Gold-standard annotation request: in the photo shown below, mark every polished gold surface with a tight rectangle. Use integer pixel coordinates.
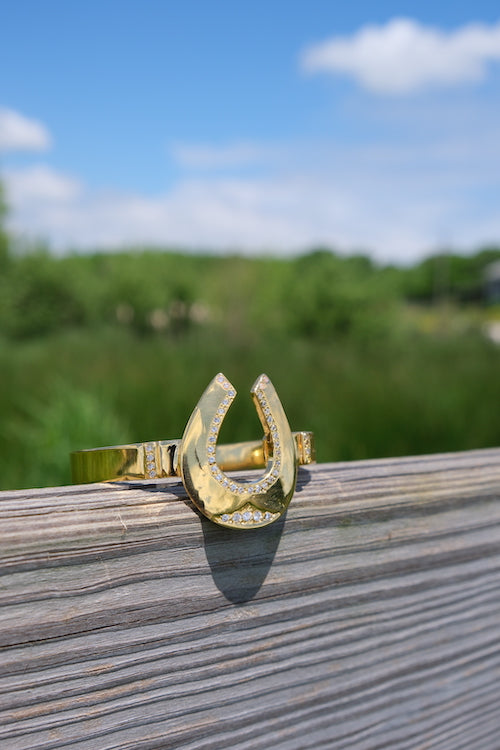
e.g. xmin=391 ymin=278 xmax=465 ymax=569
xmin=71 ymin=373 xmax=315 ymax=529
xmin=180 ymin=373 xmax=298 ymax=528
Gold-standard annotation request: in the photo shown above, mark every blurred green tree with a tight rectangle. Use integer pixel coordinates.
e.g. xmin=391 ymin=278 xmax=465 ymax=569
xmin=0 ymin=179 xmax=10 ymax=269
xmin=286 ymin=249 xmax=396 ymax=340
xmin=5 ymin=251 xmax=86 ymax=338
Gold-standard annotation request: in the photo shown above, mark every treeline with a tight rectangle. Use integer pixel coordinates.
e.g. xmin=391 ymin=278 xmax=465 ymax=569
xmin=0 ymin=243 xmax=499 ymax=342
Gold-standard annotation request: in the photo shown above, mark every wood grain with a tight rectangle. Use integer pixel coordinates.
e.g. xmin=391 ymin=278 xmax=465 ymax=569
xmin=1 ymin=448 xmax=500 ymax=749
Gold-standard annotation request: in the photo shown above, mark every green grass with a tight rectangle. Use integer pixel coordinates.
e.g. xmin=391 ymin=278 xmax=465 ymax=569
xmin=2 ymin=324 xmax=499 ymax=490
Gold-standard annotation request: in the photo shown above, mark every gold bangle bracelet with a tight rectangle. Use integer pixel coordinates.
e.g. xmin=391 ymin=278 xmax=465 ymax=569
xmin=71 ymin=373 xmax=315 ymax=530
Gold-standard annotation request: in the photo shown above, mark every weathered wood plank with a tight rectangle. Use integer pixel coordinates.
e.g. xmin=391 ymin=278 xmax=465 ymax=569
xmin=0 ymin=448 xmax=499 ymax=749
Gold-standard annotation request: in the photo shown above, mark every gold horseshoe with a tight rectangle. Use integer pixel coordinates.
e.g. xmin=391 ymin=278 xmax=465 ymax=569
xmin=179 ymin=373 xmax=298 ymax=529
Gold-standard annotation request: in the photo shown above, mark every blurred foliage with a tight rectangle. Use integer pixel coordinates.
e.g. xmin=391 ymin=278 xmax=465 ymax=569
xmin=4 ymin=379 xmax=131 ymax=488
xmin=0 ymin=212 xmax=500 ymax=489
xmin=0 ymin=182 xmax=9 ymax=272
xmin=287 ymin=250 xmax=397 ymax=339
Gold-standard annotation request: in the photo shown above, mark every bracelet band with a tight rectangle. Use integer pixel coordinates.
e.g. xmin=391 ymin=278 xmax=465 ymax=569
xmin=71 ymin=432 xmax=315 ymax=484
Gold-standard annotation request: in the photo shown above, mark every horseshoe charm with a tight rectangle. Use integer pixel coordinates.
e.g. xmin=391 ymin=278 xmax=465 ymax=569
xmin=179 ymin=373 xmax=301 ymax=529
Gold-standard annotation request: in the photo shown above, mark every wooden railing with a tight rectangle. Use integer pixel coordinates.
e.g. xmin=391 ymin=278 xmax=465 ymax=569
xmin=1 ymin=448 xmax=499 ymax=749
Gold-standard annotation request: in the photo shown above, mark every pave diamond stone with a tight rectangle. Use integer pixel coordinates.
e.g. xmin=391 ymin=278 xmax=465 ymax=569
xmin=216 ymin=503 xmax=278 ymax=527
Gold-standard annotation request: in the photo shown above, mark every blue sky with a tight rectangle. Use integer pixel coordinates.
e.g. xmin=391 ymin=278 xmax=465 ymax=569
xmin=1 ymin=0 xmax=500 ymax=261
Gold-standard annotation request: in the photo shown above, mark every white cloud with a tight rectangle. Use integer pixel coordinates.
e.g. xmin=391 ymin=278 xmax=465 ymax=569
xmin=5 ymin=131 xmax=500 ymax=263
xmin=6 ymin=165 xmax=81 ymax=202
xmin=172 ymin=141 xmax=267 ymax=169
xmin=301 ymin=18 xmax=500 ymax=94
xmin=0 ymin=108 xmax=51 ymax=152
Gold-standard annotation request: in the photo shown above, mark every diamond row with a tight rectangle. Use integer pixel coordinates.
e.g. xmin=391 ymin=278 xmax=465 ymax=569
xmin=144 ymin=442 xmax=157 ymax=478
xmin=209 ymin=374 xmax=281 ymax=494
xmin=219 ymin=506 xmax=278 ymax=526
xmin=302 ymin=433 xmax=312 ymax=463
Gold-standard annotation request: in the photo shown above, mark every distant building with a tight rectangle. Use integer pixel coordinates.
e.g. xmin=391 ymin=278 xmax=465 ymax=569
xmin=484 ymin=261 xmax=500 ymax=304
